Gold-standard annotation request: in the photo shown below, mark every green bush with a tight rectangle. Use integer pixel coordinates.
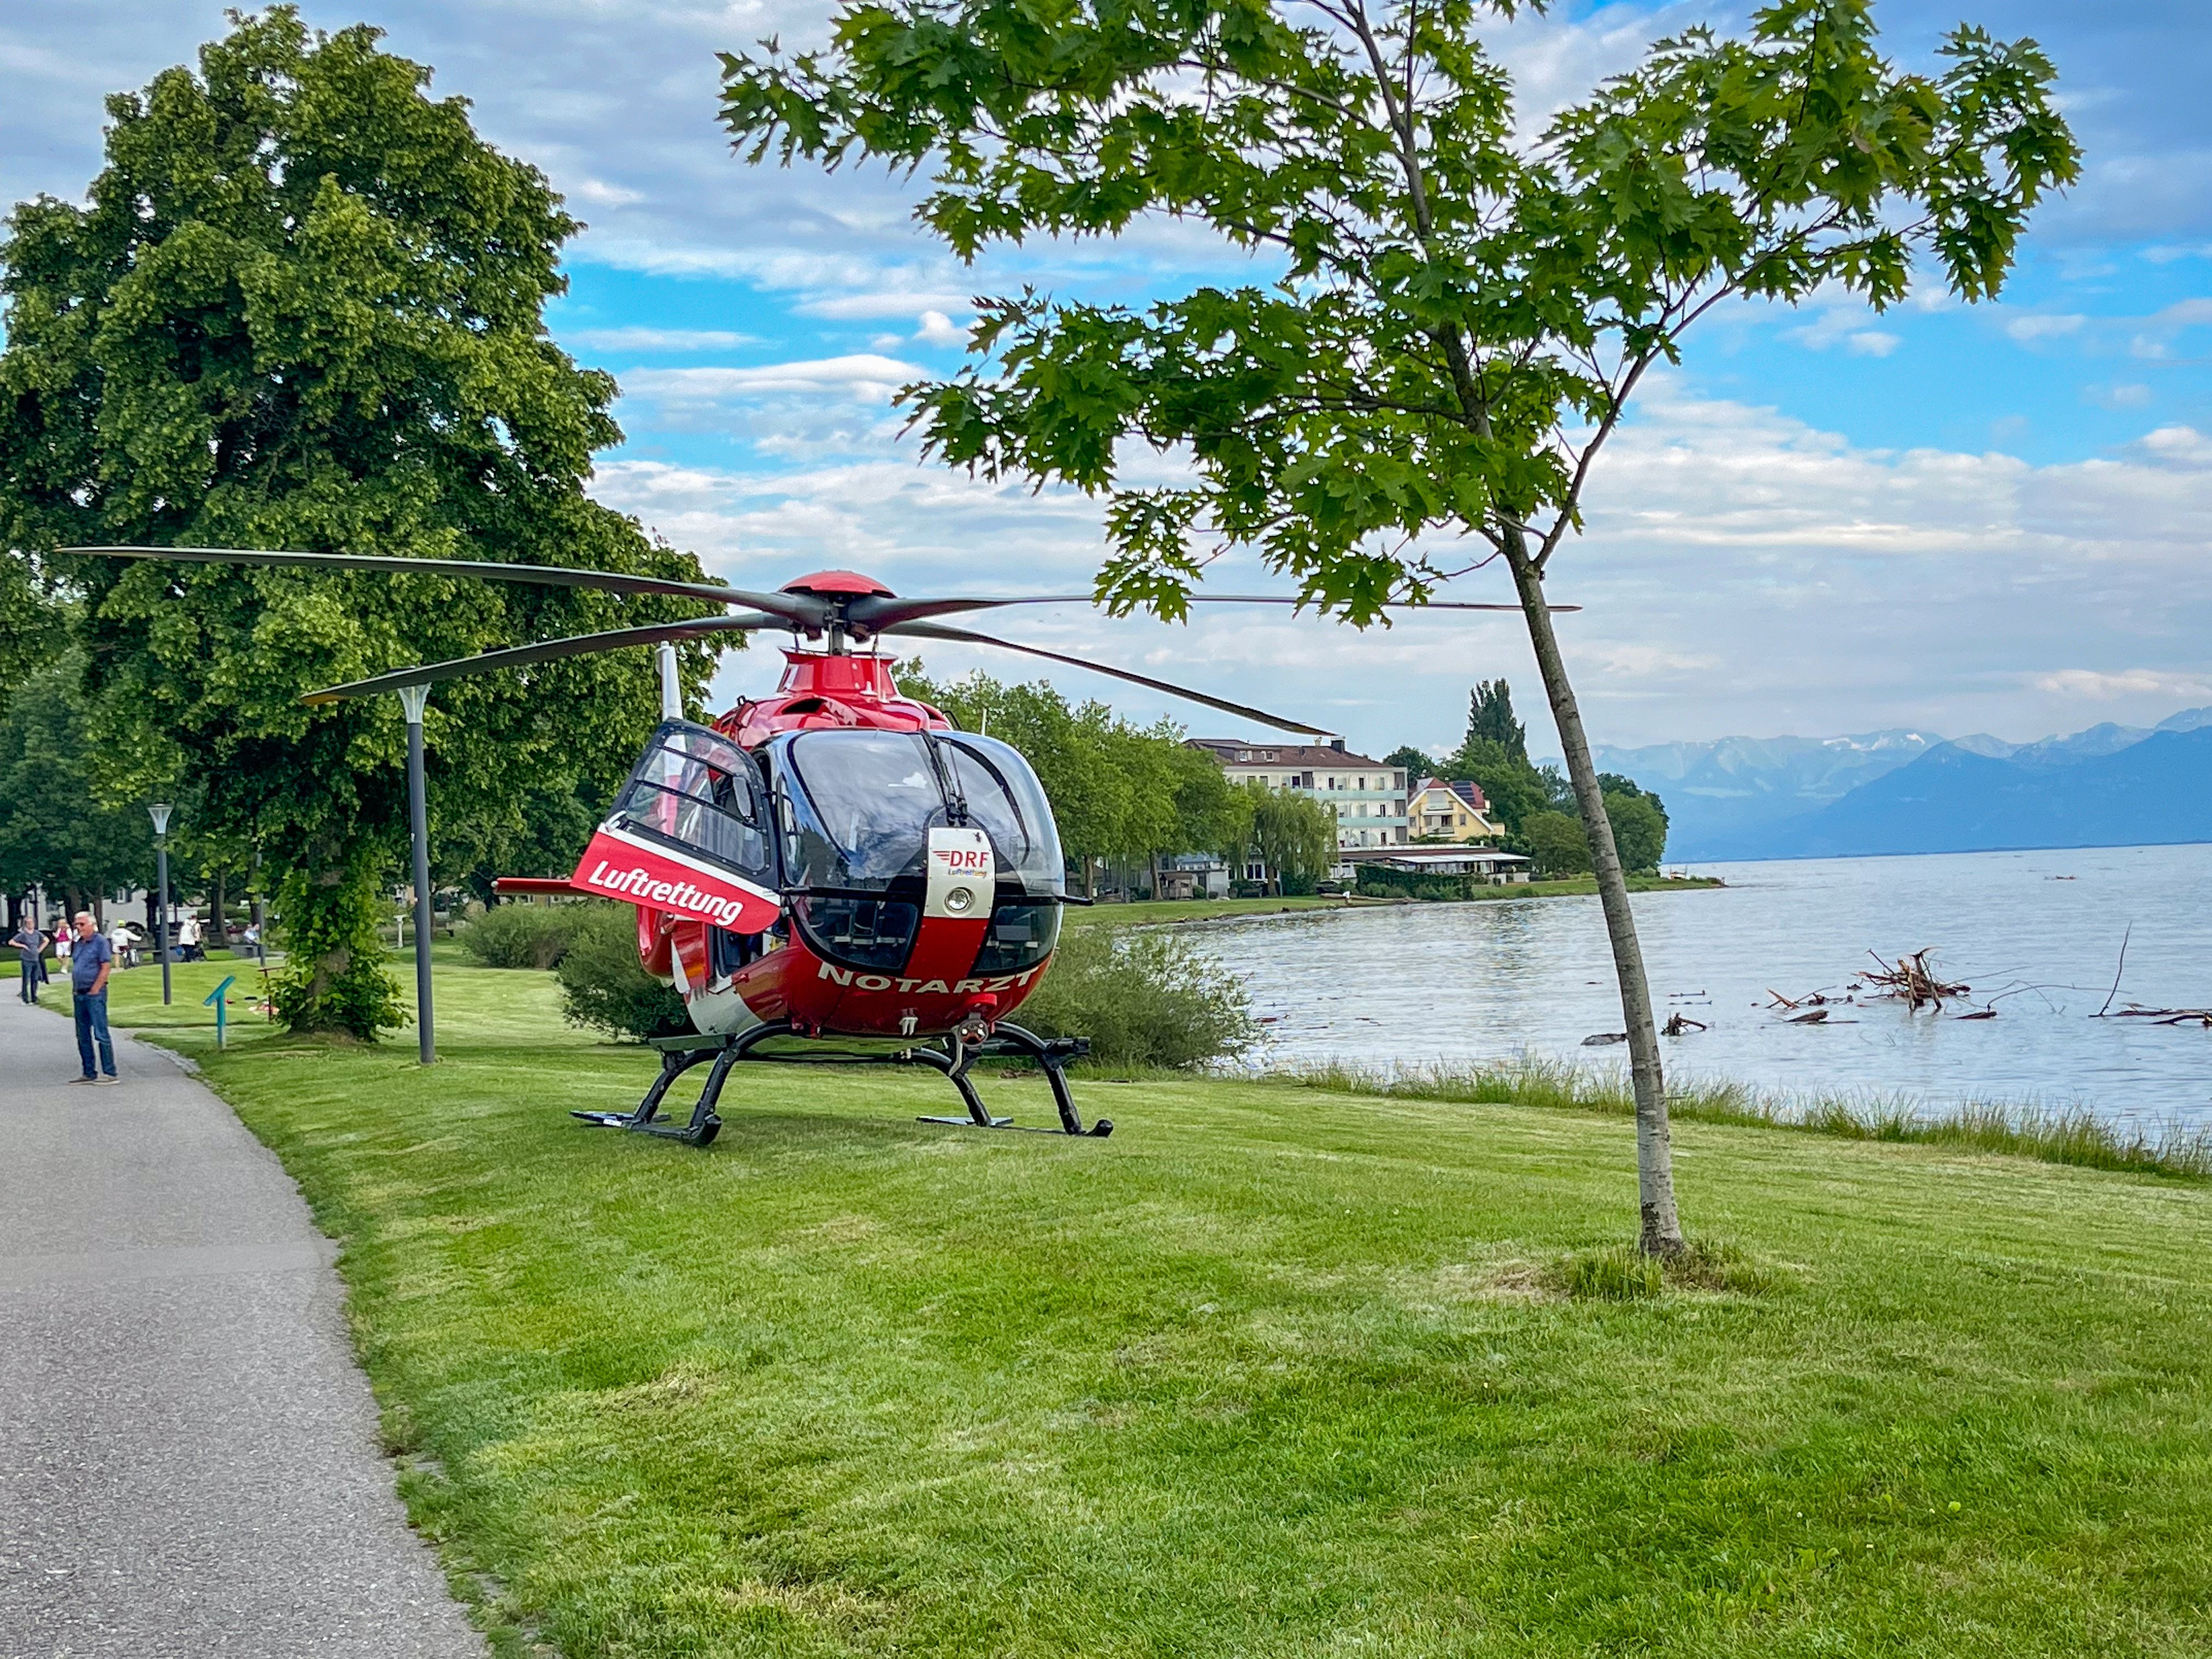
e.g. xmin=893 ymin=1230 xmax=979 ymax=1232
xmin=459 ymin=901 xmax=589 ymax=969
xmin=1549 ymin=1238 xmax=1784 ymax=1301
xmin=1015 ymin=924 xmax=1256 ymax=1071
xmin=554 ymin=902 xmax=691 ymax=1041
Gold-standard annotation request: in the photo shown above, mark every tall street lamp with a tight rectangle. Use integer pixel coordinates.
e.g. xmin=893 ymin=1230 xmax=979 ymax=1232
xmin=398 ymin=684 xmax=435 ymax=1065
xmin=149 ymin=802 xmax=173 ymax=1006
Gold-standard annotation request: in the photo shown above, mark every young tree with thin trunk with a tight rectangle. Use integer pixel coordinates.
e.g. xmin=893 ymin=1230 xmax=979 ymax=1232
xmin=721 ymin=0 xmax=2076 ymax=1251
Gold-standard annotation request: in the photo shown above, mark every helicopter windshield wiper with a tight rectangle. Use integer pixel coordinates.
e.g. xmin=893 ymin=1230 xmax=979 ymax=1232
xmin=918 ymin=730 xmax=970 ymax=827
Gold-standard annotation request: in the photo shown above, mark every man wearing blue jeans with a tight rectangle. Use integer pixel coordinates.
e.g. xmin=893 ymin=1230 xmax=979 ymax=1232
xmin=69 ymin=911 xmax=117 ymax=1085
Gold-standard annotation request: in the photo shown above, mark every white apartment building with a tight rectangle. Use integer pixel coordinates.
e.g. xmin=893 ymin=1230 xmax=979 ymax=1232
xmin=1184 ymin=737 xmax=1411 ymax=851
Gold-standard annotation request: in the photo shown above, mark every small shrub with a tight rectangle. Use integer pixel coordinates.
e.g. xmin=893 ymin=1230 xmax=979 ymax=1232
xmin=554 ymin=903 xmax=691 ymax=1041
xmin=1555 ymin=1244 xmax=1664 ymax=1301
xmin=460 ymin=902 xmax=588 ymax=969
xmin=1552 ymin=1238 xmax=1785 ymax=1301
xmin=1016 ymin=924 xmax=1256 ymax=1071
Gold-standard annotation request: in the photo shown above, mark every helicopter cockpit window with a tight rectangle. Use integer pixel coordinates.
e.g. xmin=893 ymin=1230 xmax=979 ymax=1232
xmin=610 ymin=721 xmax=769 ymax=879
xmin=772 ymin=729 xmax=1065 ymax=896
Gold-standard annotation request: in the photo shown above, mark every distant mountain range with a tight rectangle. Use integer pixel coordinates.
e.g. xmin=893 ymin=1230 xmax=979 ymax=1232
xmin=1572 ymin=707 xmax=2212 ymax=862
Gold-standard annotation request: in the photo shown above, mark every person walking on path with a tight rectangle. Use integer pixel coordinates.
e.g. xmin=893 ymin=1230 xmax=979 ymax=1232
xmin=11 ymin=917 xmax=44 ymax=1004
xmin=69 ymin=911 xmax=118 ymax=1084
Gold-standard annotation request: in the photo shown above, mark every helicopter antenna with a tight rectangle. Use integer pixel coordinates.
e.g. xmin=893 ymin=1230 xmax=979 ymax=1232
xmin=657 ymin=641 xmax=682 ymax=720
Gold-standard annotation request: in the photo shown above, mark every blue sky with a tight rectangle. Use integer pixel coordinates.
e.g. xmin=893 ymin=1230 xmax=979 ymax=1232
xmin=5 ymin=1 xmax=2210 ymax=758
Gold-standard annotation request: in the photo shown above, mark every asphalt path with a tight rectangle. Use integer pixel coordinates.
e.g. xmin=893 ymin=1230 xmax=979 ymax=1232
xmin=0 ymin=989 xmax=484 ymax=1658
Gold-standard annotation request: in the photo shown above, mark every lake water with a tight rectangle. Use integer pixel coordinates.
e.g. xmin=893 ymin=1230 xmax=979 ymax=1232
xmin=1189 ymin=844 xmax=2212 ymax=1126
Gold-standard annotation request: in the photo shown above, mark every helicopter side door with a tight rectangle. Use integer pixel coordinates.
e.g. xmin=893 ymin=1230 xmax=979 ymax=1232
xmin=569 ymin=721 xmax=781 ymax=935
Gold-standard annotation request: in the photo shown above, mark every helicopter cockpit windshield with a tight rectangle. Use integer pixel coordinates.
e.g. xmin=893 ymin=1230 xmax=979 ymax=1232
xmin=610 ymin=722 xmax=770 ymax=877
xmin=771 ymin=729 xmax=1065 ymax=974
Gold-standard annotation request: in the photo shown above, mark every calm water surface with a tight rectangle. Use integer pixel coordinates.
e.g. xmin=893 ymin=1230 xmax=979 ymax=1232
xmin=1191 ymin=844 xmax=2212 ymax=1125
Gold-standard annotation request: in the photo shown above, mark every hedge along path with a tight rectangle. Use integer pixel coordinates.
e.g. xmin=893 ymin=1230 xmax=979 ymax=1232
xmin=97 ymin=953 xmax=2212 ymax=1658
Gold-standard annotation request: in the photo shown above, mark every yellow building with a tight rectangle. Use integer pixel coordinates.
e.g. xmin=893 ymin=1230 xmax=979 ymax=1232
xmin=1406 ymin=777 xmax=1502 ymax=843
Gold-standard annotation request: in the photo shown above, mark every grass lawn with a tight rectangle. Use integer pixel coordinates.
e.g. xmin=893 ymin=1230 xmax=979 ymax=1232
xmin=72 ymin=960 xmax=2212 ymax=1657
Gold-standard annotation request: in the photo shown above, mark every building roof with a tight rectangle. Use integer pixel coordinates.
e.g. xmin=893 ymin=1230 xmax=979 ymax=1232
xmin=1412 ymin=777 xmax=1492 ymax=812
xmin=1341 ymin=847 xmax=1531 ymax=871
xmin=1187 ymin=737 xmax=1391 ymax=769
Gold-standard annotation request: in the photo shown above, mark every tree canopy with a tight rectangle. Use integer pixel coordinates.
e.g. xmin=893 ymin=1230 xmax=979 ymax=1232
xmin=721 ymin=0 xmax=2076 ymax=1251
xmin=0 ymin=8 xmax=725 ymax=1032
xmin=1382 ymin=744 xmax=1436 ymax=781
xmin=1466 ymin=681 xmax=1527 ymax=762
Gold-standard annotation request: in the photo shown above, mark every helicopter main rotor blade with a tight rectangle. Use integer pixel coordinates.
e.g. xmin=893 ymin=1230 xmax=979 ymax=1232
xmin=300 ymin=614 xmax=776 ymax=705
xmin=59 ymin=545 xmax=828 ymax=629
xmin=848 ymin=591 xmax=1572 ymax=630
xmin=878 ymin=619 xmax=1335 ymax=737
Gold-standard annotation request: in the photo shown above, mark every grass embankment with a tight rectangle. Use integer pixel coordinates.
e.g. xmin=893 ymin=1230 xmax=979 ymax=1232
xmin=76 ymin=961 xmax=2212 ymax=1657
xmin=1292 ymin=1058 xmax=2212 ymax=1182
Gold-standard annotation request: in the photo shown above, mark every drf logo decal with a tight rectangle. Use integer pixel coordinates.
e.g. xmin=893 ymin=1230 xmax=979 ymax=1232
xmin=924 ymin=827 xmax=994 ymax=918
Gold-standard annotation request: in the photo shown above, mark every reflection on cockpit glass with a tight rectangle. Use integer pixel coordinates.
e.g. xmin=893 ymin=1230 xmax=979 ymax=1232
xmin=777 ymin=729 xmax=1065 ymax=895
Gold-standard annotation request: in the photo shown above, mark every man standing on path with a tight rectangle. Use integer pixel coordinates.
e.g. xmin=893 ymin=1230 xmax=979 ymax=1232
xmin=69 ymin=910 xmax=118 ymax=1084
xmin=11 ymin=916 xmax=44 ymax=1003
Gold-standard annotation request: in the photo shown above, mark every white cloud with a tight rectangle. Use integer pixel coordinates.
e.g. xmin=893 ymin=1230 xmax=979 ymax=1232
xmin=2005 ymin=314 xmax=2086 ymax=342
xmin=913 ymin=309 xmax=968 ymax=347
xmin=572 ymin=327 xmax=756 ymax=352
xmin=581 ymin=373 xmax=2212 ymax=753
xmin=624 ymin=354 xmax=922 ymax=399
xmin=1786 ymin=301 xmax=1906 ymax=359
xmin=2035 ymin=669 xmax=2212 ymax=701
xmin=2138 ymin=425 xmax=2212 ymax=467
xmin=1588 ymin=645 xmax=1724 ymax=680
xmin=570 ymin=177 xmax=644 ymax=206
xmin=2089 ymin=383 xmax=2154 ymax=409
xmin=802 ymin=291 xmax=978 ymax=320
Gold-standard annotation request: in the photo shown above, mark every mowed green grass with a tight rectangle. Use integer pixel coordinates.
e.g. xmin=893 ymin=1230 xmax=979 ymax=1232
xmin=83 ymin=960 xmax=2212 ymax=1657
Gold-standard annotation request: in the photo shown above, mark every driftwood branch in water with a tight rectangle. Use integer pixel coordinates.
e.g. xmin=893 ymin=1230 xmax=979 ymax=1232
xmin=1859 ymin=950 xmax=1968 ymax=1010
xmin=2096 ymin=923 xmax=2132 ymax=1018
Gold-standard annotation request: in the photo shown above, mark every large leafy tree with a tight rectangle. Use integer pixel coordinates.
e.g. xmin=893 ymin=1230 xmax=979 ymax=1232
xmin=0 ymin=9 xmax=721 ymax=1035
xmin=1244 ymin=782 xmax=1337 ymax=894
xmin=721 ymin=0 xmax=2076 ymax=1251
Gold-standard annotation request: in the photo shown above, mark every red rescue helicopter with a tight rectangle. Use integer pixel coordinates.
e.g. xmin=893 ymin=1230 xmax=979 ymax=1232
xmin=72 ymin=546 xmax=1567 ymax=1144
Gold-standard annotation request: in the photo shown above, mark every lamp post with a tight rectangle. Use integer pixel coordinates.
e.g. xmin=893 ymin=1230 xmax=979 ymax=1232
xmin=149 ymin=803 xmax=173 ymax=1006
xmin=398 ymin=684 xmax=436 ymax=1065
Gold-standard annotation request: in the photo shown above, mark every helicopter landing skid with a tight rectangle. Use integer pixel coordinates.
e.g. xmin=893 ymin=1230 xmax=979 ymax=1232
xmin=916 ymin=1021 xmax=1111 ymax=1138
xmin=572 ymin=1019 xmax=1110 ymax=1148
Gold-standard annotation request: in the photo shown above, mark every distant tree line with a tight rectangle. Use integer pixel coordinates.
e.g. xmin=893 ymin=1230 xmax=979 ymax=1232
xmin=1392 ymin=680 xmax=1669 ymax=876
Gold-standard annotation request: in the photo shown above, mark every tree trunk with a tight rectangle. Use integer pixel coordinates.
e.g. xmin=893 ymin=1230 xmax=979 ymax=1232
xmin=210 ymin=867 xmax=227 ymax=946
xmin=1504 ymin=537 xmax=1684 ymax=1255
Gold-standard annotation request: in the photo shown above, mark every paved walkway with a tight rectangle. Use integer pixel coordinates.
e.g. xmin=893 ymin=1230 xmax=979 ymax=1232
xmin=0 ymin=991 xmax=483 ymax=1658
